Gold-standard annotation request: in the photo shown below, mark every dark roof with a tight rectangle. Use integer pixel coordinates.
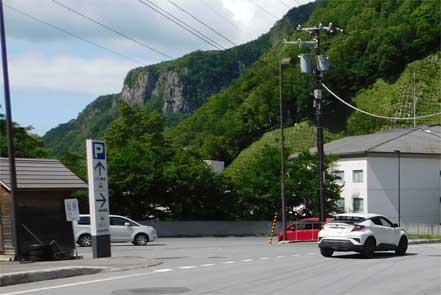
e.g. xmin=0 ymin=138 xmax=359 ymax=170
xmin=0 ymin=158 xmax=88 ymax=190
xmin=291 ymin=125 xmax=441 ymax=158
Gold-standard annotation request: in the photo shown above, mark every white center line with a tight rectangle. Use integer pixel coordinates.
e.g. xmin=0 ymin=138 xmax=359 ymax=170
xmin=240 ymin=259 xmax=254 ymax=262
xmin=277 ymin=256 xmax=286 ymax=258
xmin=178 ymin=266 xmax=197 ymax=269
xmin=200 ymin=264 xmax=216 ymax=267
xmin=222 ymin=261 xmax=236 ymax=264
xmin=259 ymin=257 xmax=270 ymax=260
xmin=291 ymin=254 xmax=300 ymax=257
xmin=307 ymin=252 xmax=317 ymax=255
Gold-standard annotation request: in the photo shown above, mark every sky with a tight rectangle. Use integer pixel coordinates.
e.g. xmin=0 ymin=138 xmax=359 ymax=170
xmin=0 ymin=0 xmax=313 ymax=135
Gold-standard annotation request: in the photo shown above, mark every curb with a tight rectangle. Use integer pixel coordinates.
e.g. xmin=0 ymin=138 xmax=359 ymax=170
xmin=0 ymin=259 xmax=163 ymax=287
xmin=408 ymin=239 xmax=441 ymax=245
xmin=0 ymin=266 xmax=109 ymax=287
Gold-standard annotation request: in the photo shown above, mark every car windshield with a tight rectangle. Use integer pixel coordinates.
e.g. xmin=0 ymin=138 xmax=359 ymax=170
xmin=330 ymin=216 xmax=366 ymax=224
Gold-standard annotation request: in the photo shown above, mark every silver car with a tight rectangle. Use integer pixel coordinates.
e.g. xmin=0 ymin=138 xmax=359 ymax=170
xmin=73 ymin=214 xmax=157 ymax=247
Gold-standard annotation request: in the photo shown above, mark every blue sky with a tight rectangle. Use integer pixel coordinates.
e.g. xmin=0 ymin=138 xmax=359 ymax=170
xmin=0 ymin=0 xmax=311 ymax=135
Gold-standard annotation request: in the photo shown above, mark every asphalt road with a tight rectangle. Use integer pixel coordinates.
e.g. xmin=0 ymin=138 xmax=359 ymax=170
xmin=1 ymin=237 xmax=440 ymax=295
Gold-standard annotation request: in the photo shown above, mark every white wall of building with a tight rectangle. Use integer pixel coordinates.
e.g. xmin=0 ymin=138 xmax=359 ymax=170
xmin=367 ymin=154 xmax=441 ymax=225
xmin=332 ymin=158 xmax=368 ymax=214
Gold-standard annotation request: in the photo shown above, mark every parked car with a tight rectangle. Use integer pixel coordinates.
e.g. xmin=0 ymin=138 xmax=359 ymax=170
xmin=73 ymin=214 xmax=157 ymax=247
xmin=278 ymin=218 xmax=331 ymax=241
xmin=318 ymin=213 xmax=408 ymax=258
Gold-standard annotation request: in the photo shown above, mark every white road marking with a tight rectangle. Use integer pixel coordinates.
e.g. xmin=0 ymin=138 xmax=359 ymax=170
xmin=222 ymin=261 xmax=236 ymax=264
xmin=153 ymin=268 xmax=174 ymax=273
xmin=0 ymin=271 xmax=156 ymax=295
xmin=277 ymin=256 xmax=286 ymax=258
xmin=259 ymin=257 xmax=270 ymax=260
xmin=291 ymin=254 xmax=300 ymax=257
xmin=200 ymin=264 xmax=216 ymax=267
xmin=240 ymin=259 xmax=254 ymax=262
xmin=307 ymin=252 xmax=317 ymax=255
xmin=178 ymin=266 xmax=197 ymax=269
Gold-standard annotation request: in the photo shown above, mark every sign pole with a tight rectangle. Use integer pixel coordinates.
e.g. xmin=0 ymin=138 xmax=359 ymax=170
xmin=86 ymin=139 xmax=111 ymax=258
xmin=64 ymin=198 xmax=80 ymax=258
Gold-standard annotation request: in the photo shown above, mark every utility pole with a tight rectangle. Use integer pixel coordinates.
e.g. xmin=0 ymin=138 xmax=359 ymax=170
xmin=279 ymin=58 xmax=294 ymax=241
xmin=413 ymin=71 xmax=416 ymax=127
xmin=284 ymin=23 xmax=342 ymax=223
xmin=0 ymin=0 xmax=21 ymax=260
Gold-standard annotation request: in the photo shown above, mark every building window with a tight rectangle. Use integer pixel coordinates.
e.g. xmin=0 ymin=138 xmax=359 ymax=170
xmin=334 ymin=170 xmax=344 ymax=183
xmin=352 ymin=170 xmax=363 ymax=183
xmin=353 ymin=198 xmax=364 ymax=213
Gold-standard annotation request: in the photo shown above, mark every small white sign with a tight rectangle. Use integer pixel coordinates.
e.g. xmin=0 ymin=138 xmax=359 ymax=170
xmin=86 ymin=139 xmax=110 ymax=236
xmin=64 ymin=198 xmax=79 ymax=222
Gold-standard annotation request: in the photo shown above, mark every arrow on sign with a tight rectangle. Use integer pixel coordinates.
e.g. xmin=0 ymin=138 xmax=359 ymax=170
xmin=94 ymin=162 xmax=106 ymax=176
xmin=97 ymin=193 xmax=107 ymax=208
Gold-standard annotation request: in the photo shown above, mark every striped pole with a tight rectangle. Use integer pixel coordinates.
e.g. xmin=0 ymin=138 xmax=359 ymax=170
xmin=268 ymin=212 xmax=278 ymax=246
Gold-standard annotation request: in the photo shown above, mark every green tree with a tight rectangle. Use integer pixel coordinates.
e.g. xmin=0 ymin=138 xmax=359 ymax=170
xmin=287 ymin=151 xmax=341 ymax=218
xmin=106 ymin=103 xmax=169 ymax=220
xmin=0 ymin=119 xmax=49 ymax=158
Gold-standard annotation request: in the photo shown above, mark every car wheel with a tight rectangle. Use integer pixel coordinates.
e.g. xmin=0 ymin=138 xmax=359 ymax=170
xmin=395 ymin=237 xmax=408 ymax=256
xmin=133 ymin=233 xmax=149 ymax=246
xmin=362 ymin=237 xmax=376 ymax=258
xmin=78 ymin=234 xmax=92 ymax=247
xmin=320 ymin=248 xmax=334 ymax=257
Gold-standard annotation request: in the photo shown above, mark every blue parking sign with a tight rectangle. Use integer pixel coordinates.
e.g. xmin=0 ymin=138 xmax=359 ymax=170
xmin=93 ymin=142 xmax=106 ymax=160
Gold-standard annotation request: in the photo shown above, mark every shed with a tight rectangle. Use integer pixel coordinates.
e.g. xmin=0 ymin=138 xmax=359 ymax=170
xmin=0 ymin=158 xmax=87 ymax=259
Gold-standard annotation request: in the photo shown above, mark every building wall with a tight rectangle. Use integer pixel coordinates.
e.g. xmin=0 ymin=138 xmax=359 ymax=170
xmin=332 ymin=157 xmax=368 ymax=213
xmin=367 ymin=154 xmax=441 ymax=224
xmin=0 ymin=185 xmax=13 ymax=256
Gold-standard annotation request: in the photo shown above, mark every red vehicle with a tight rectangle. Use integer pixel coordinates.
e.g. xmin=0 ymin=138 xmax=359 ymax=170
xmin=278 ymin=218 xmax=332 ymax=241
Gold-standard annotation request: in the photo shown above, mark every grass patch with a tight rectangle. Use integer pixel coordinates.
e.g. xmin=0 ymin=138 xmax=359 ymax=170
xmin=408 ymin=233 xmax=441 ymax=240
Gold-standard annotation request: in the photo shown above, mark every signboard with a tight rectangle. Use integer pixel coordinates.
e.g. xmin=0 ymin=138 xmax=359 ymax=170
xmin=86 ymin=139 xmax=111 ymax=258
xmin=64 ymin=198 xmax=79 ymax=222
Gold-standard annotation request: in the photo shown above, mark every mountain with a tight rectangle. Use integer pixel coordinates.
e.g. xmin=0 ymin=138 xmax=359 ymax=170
xmin=225 ymin=50 xmax=441 ymax=178
xmin=170 ymin=0 xmax=441 ymax=164
xmin=44 ymin=1 xmax=321 ymax=156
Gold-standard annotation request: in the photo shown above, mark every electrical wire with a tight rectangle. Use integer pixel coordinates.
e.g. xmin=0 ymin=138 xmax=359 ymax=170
xmin=322 ymin=83 xmax=441 ymax=120
xmin=136 ymin=0 xmax=226 ymax=50
xmin=50 ymin=0 xmax=173 ymax=59
xmin=167 ymin=0 xmax=237 ymax=47
xmin=247 ymin=0 xmax=279 ymax=20
xmin=4 ymin=4 xmax=142 ymax=65
xmin=278 ymin=0 xmax=290 ymax=9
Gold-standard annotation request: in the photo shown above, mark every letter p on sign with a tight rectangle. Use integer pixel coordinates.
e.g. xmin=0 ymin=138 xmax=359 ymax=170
xmin=93 ymin=142 xmax=106 ymax=160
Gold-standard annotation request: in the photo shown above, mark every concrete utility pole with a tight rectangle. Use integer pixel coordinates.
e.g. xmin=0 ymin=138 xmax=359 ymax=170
xmin=0 ymin=0 xmax=21 ymax=260
xmin=284 ymin=23 xmax=342 ymax=223
xmin=279 ymin=58 xmax=294 ymax=241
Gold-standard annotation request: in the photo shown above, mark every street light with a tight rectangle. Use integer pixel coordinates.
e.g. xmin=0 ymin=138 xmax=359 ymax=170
xmin=279 ymin=58 xmax=294 ymax=241
xmin=394 ymin=150 xmax=401 ymax=225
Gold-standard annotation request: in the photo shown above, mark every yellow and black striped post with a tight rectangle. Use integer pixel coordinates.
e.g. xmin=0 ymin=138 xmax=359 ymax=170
xmin=268 ymin=212 xmax=278 ymax=246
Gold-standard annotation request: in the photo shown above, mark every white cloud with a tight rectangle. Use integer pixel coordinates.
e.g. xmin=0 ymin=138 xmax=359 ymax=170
xmin=9 ymin=52 xmax=136 ymax=95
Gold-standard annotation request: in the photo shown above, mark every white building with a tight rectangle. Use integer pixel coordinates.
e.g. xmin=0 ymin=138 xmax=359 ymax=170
xmin=312 ymin=125 xmax=440 ymax=225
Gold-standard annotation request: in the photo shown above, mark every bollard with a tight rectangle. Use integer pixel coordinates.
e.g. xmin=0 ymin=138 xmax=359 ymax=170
xmin=268 ymin=212 xmax=278 ymax=246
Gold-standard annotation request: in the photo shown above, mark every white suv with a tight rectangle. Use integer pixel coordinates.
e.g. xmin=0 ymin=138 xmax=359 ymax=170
xmin=318 ymin=213 xmax=408 ymax=258
xmin=74 ymin=214 xmax=157 ymax=247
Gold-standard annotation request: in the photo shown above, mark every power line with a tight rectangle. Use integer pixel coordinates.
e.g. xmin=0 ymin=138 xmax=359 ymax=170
xmin=51 ymin=0 xmax=173 ymax=59
xmin=4 ymin=4 xmax=142 ymax=65
xmin=167 ymin=0 xmax=237 ymax=47
xmin=136 ymin=0 xmax=225 ymax=50
xmin=247 ymin=0 xmax=278 ymax=20
xmin=278 ymin=0 xmax=290 ymax=9
xmin=322 ymin=83 xmax=441 ymax=120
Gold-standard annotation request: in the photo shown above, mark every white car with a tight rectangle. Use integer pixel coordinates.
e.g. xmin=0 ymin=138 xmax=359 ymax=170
xmin=318 ymin=213 xmax=408 ymax=258
xmin=74 ymin=214 xmax=157 ymax=247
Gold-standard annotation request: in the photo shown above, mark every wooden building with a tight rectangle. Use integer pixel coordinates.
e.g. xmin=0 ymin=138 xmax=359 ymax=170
xmin=0 ymin=158 xmax=87 ymax=259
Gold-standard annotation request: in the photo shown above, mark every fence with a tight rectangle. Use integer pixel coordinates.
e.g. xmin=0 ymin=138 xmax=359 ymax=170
xmin=139 ymin=221 xmax=283 ymax=237
xmin=138 ymin=221 xmax=441 ymax=238
xmin=401 ymin=224 xmax=441 ymax=235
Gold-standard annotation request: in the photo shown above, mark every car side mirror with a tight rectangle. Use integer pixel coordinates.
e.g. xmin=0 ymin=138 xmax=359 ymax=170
xmin=124 ymin=222 xmax=131 ymax=226
xmin=393 ymin=223 xmax=399 ymax=228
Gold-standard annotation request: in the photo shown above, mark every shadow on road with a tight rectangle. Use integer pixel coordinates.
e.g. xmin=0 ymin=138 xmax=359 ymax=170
xmin=333 ymin=252 xmax=418 ymax=259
